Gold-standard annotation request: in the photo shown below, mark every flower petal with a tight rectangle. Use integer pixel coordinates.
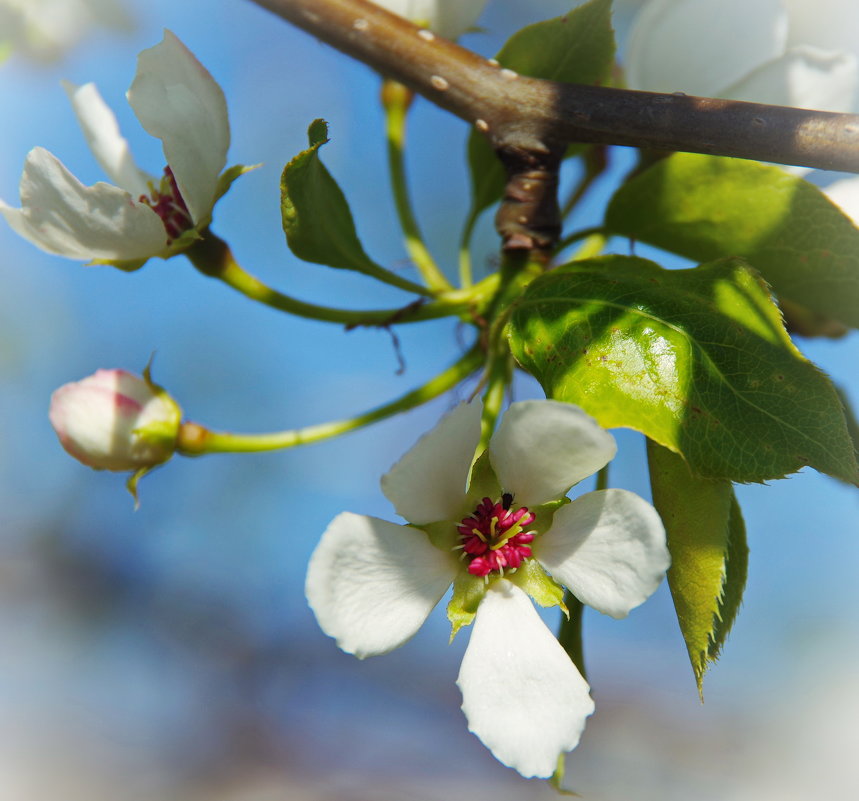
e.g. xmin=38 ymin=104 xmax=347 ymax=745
xmin=127 ymin=30 xmax=229 ymax=225
xmin=62 ymin=81 xmax=152 ymax=197
xmin=380 ymin=401 xmax=482 ymax=525
xmin=625 ymin=0 xmax=788 ymax=98
xmin=370 ymin=0 xmax=487 ymax=39
xmin=0 ymin=147 xmax=166 ymax=261
xmin=723 ymin=45 xmax=858 ymax=112
xmin=305 ymin=512 xmax=456 ymax=658
xmin=457 ymin=580 xmax=594 ymax=778
xmin=825 ymin=176 xmax=859 ymax=223
xmin=538 ymin=489 xmax=669 ymax=619
xmin=489 ymin=401 xmax=616 ymax=507
xmin=784 ymin=0 xmax=859 ymax=60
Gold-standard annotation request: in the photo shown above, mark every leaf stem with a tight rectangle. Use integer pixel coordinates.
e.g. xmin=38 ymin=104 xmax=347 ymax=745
xmin=177 ymin=343 xmax=484 ymax=455
xmin=381 ymin=79 xmax=452 ymax=293
xmin=186 ymin=230 xmax=495 ymax=326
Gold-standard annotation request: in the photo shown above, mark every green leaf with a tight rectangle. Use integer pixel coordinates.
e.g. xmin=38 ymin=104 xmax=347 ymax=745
xmin=605 ymin=153 xmax=859 ymax=329
xmin=280 ymin=120 xmax=393 ymax=281
xmin=507 ymin=254 xmax=859 ymax=484
xmin=493 ymin=0 xmax=615 ymax=86
xmin=647 ymin=440 xmax=748 ymax=695
xmin=464 ymin=0 xmax=616 ymax=223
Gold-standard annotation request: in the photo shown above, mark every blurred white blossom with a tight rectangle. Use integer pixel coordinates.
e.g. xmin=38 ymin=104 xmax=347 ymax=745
xmin=369 ymin=0 xmax=487 ymax=39
xmin=625 ymin=0 xmax=859 ymax=112
xmin=0 ymin=0 xmax=133 ymax=64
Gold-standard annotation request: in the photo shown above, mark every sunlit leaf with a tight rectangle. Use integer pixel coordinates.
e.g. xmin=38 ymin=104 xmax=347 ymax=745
xmin=605 ymin=154 xmax=859 ymax=328
xmin=647 ymin=441 xmax=748 ymax=695
xmin=508 ymin=255 xmax=859 ymax=484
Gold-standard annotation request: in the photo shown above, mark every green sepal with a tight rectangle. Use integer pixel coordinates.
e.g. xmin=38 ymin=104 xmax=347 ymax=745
xmin=549 ymin=753 xmax=581 ymax=796
xmin=647 ymin=440 xmax=748 ymax=696
xmin=506 ymin=558 xmax=567 ymax=613
xmin=465 ymin=449 xmax=501 ymax=501
xmin=421 ymin=520 xmax=459 ymax=553
xmin=605 ymin=153 xmax=859 ymax=329
xmin=126 ymin=465 xmax=152 ymax=510
xmin=464 ymin=0 xmax=616 ymax=227
xmin=507 ymin=254 xmax=859 ymax=485
xmin=280 ymin=119 xmax=396 ymax=282
xmin=447 ymin=571 xmax=488 ymax=641
xmin=213 ymin=163 xmax=258 ymax=206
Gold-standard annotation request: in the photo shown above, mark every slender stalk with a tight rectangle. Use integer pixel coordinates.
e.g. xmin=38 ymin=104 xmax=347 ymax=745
xmin=558 ymin=593 xmax=587 ymax=680
xmin=186 ymin=230 xmax=495 ymax=326
xmin=177 ymin=343 xmax=484 ymax=455
xmin=458 ymin=206 xmax=480 ymax=288
xmin=381 ymin=80 xmax=452 ymax=293
xmin=554 ymin=225 xmax=608 ymax=258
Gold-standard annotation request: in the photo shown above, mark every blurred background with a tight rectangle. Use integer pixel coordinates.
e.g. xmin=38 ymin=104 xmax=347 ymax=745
xmin=0 ymin=0 xmax=857 ymax=798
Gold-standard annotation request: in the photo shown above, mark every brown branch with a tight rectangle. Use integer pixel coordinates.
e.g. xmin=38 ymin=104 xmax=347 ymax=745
xmin=248 ymin=0 xmax=859 ymax=174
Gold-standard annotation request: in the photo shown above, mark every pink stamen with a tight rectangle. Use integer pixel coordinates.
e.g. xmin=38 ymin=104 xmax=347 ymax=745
xmin=456 ymin=496 xmax=536 ymax=577
xmin=139 ymin=167 xmax=193 ymax=243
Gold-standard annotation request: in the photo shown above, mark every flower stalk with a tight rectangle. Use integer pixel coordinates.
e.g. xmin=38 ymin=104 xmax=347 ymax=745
xmin=186 ymin=230 xmax=499 ymax=326
xmin=381 ymin=79 xmax=451 ymax=293
xmin=176 ymin=343 xmax=483 ymax=456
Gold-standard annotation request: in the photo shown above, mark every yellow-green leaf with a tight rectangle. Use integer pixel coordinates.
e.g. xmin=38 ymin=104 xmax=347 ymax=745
xmin=647 ymin=440 xmax=748 ymax=695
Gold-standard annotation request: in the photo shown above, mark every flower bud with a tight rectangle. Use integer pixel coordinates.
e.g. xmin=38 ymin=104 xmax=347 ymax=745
xmin=49 ymin=369 xmax=181 ymax=471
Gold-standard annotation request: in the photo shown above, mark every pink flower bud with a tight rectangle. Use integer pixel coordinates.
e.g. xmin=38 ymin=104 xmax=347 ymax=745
xmin=49 ymin=369 xmax=181 ymax=471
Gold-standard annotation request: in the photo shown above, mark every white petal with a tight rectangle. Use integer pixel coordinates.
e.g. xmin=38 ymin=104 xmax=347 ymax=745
xmin=127 ymin=30 xmax=229 ymax=224
xmin=723 ymin=45 xmax=858 ymax=112
xmin=784 ymin=0 xmax=859 ymax=61
xmin=538 ymin=489 xmax=669 ymax=619
xmin=0 ymin=147 xmax=166 ymax=261
xmin=490 ymin=401 xmax=616 ymax=507
xmin=825 ymin=176 xmax=859 ymax=224
xmin=62 ymin=81 xmax=152 ymax=197
xmin=457 ymin=580 xmax=594 ymax=778
xmin=625 ymin=0 xmax=788 ymax=98
xmin=305 ymin=512 xmax=456 ymax=658
xmin=370 ymin=0 xmax=487 ymax=39
xmin=380 ymin=401 xmax=482 ymax=525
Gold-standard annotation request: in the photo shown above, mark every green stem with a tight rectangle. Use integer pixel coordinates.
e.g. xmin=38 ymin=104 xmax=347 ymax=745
xmin=382 ymin=80 xmax=452 ymax=293
xmin=554 ymin=225 xmax=609 ymax=258
xmin=595 ymin=462 xmax=610 ymax=492
xmin=177 ymin=344 xmax=484 ymax=455
xmin=558 ymin=593 xmax=587 ymax=680
xmin=187 ymin=231 xmax=493 ymax=326
xmin=476 ymin=348 xmax=512 ymax=454
xmin=560 ymin=145 xmax=608 ymax=220
xmin=458 ymin=206 xmax=480 ymax=288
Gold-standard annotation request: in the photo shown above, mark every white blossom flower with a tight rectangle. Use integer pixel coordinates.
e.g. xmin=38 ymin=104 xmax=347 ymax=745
xmin=369 ymin=0 xmax=488 ymax=40
xmin=625 ymin=0 xmax=859 ymax=112
xmin=306 ymin=400 xmax=669 ymax=778
xmin=825 ymin=176 xmax=859 ymax=223
xmin=49 ymin=368 xmax=181 ymax=472
xmin=0 ymin=0 xmax=133 ymax=64
xmin=0 ymin=30 xmax=241 ymax=268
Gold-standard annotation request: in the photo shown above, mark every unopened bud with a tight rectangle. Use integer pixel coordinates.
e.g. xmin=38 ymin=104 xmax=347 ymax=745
xmin=49 ymin=368 xmax=181 ymax=471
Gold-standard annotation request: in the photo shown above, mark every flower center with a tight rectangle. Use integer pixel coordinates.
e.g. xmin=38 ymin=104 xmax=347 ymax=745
xmin=139 ymin=167 xmax=193 ymax=242
xmin=455 ymin=493 xmax=536 ymax=578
